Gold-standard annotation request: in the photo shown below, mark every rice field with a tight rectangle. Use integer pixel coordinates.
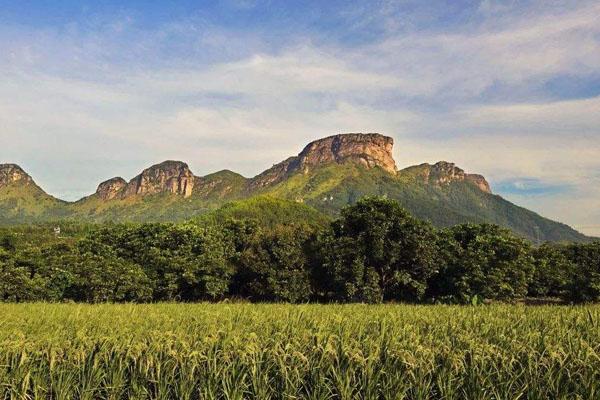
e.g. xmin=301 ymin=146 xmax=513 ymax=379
xmin=0 ymin=304 xmax=599 ymax=399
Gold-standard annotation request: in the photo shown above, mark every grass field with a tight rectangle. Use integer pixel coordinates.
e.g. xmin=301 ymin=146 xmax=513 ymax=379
xmin=1 ymin=304 xmax=599 ymax=399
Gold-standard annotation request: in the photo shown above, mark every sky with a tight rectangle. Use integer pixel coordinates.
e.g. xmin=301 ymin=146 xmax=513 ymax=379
xmin=0 ymin=0 xmax=599 ymax=236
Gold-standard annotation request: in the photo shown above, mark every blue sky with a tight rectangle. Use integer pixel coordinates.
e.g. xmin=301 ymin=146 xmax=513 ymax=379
xmin=0 ymin=0 xmax=599 ymax=235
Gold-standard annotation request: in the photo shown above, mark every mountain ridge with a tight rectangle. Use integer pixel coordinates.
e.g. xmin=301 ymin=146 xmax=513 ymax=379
xmin=0 ymin=133 xmax=590 ymax=243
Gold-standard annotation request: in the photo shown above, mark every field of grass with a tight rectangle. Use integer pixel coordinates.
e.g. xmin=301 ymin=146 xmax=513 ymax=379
xmin=1 ymin=304 xmax=599 ymax=399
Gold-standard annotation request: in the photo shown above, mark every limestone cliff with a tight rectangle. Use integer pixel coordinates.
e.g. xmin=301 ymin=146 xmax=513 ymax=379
xmin=408 ymin=161 xmax=491 ymax=193
xmin=251 ymin=133 xmax=397 ymax=188
xmin=123 ymin=161 xmax=195 ymax=198
xmin=95 ymin=177 xmax=127 ymax=200
xmin=0 ymin=164 xmax=34 ymax=188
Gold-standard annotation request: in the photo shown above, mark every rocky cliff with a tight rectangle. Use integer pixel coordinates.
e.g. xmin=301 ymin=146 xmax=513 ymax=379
xmin=0 ymin=164 xmax=34 ymax=188
xmin=96 ymin=177 xmax=127 ymax=200
xmin=251 ymin=133 xmax=397 ymax=188
xmin=409 ymin=161 xmax=492 ymax=193
xmin=122 ymin=161 xmax=195 ymax=198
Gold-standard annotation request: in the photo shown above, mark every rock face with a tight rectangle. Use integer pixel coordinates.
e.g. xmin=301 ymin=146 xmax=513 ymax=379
xmin=123 ymin=161 xmax=195 ymax=198
xmin=0 ymin=164 xmax=34 ymax=188
xmin=417 ymin=161 xmax=491 ymax=193
xmin=465 ymin=174 xmax=492 ymax=193
xmin=96 ymin=177 xmax=127 ymax=200
xmin=251 ymin=133 xmax=397 ymax=188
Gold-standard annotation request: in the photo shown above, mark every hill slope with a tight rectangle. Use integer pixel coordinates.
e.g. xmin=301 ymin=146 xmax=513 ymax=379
xmin=0 ymin=164 xmax=68 ymax=224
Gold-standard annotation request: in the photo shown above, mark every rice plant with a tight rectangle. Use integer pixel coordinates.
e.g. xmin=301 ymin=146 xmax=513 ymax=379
xmin=0 ymin=303 xmax=598 ymax=399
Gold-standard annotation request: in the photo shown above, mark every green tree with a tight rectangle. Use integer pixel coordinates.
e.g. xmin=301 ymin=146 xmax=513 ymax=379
xmin=563 ymin=242 xmax=600 ymax=303
xmin=529 ymin=243 xmax=573 ymax=298
xmin=64 ymin=238 xmax=152 ymax=302
xmin=232 ymin=224 xmax=313 ymax=302
xmin=316 ymin=197 xmax=437 ymax=303
xmin=91 ymin=223 xmax=235 ymax=301
xmin=429 ymin=224 xmax=534 ymax=303
xmin=0 ymin=248 xmax=31 ymax=301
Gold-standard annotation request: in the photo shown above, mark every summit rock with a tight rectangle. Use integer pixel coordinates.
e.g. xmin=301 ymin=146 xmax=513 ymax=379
xmin=251 ymin=133 xmax=397 ymax=188
xmin=123 ymin=161 xmax=195 ymax=198
xmin=0 ymin=164 xmax=34 ymax=188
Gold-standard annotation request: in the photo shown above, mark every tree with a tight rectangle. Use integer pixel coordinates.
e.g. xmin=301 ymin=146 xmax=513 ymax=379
xmin=315 ymin=197 xmax=438 ymax=303
xmin=429 ymin=224 xmax=534 ymax=303
xmin=91 ymin=223 xmax=235 ymax=301
xmin=232 ymin=224 xmax=313 ymax=302
xmin=529 ymin=243 xmax=572 ymax=298
xmin=0 ymin=232 xmax=16 ymax=252
xmin=563 ymin=242 xmax=600 ymax=303
xmin=64 ymin=239 xmax=152 ymax=302
xmin=0 ymin=248 xmax=31 ymax=301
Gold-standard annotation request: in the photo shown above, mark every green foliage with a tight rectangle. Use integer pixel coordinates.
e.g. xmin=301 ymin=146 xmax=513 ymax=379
xmin=430 ymin=224 xmax=534 ymax=303
xmin=530 ymin=243 xmax=573 ymax=298
xmin=65 ymin=239 xmax=152 ymax=302
xmin=563 ymin=242 xmax=600 ymax=302
xmin=0 ymin=303 xmax=599 ymax=398
xmin=316 ymin=197 xmax=437 ymax=303
xmin=93 ymin=223 xmax=236 ymax=301
xmin=232 ymin=224 xmax=314 ymax=302
xmin=197 ymin=196 xmax=329 ymax=229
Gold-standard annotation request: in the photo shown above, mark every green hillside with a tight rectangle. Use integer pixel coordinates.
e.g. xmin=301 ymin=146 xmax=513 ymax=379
xmin=196 ymin=196 xmax=330 ymax=229
xmin=0 ymin=183 xmax=68 ymax=224
xmin=260 ymin=163 xmax=587 ymax=243
xmin=0 ymin=163 xmax=589 ymax=243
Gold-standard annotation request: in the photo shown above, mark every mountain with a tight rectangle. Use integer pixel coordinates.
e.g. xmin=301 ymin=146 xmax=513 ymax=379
xmin=0 ymin=164 xmax=68 ymax=224
xmin=0 ymin=134 xmax=590 ymax=243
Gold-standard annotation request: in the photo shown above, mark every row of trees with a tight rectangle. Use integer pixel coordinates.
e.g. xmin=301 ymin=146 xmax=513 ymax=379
xmin=1 ymin=197 xmax=599 ymax=303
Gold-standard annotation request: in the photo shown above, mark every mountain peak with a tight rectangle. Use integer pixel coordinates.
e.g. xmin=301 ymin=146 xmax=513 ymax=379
xmin=419 ymin=161 xmax=491 ymax=193
xmin=123 ymin=160 xmax=195 ymax=198
xmin=96 ymin=177 xmax=127 ymax=200
xmin=299 ymin=133 xmax=397 ymax=174
xmin=0 ymin=163 xmax=34 ymax=188
xmin=251 ymin=133 xmax=397 ymax=188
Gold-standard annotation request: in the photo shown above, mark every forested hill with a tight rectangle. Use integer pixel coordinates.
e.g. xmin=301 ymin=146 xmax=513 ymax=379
xmin=0 ymin=133 xmax=590 ymax=243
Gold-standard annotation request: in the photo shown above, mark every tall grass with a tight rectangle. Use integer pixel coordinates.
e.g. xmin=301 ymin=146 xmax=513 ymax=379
xmin=0 ymin=304 xmax=599 ymax=399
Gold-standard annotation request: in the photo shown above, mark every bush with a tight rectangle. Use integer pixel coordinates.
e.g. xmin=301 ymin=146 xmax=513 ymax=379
xmin=429 ymin=224 xmax=534 ymax=303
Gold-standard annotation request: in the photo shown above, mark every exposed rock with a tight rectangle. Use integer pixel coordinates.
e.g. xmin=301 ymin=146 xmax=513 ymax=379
xmin=251 ymin=157 xmax=298 ymax=188
xmin=95 ymin=177 xmax=127 ymax=200
xmin=465 ymin=174 xmax=491 ymax=193
xmin=251 ymin=133 xmax=397 ymax=188
xmin=0 ymin=164 xmax=34 ymax=188
xmin=417 ymin=161 xmax=491 ymax=193
xmin=124 ymin=161 xmax=195 ymax=198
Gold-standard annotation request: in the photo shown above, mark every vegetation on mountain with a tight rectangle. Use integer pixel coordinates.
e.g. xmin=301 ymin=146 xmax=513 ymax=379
xmin=196 ymin=196 xmax=329 ymax=229
xmin=0 ymin=133 xmax=590 ymax=243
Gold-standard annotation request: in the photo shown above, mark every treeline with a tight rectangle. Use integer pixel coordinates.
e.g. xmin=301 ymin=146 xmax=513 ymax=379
xmin=1 ymin=197 xmax=598 ymax=303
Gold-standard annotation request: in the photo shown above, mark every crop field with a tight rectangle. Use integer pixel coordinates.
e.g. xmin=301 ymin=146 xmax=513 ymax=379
xmin=0 ymin=304 xmax=599 ymax=399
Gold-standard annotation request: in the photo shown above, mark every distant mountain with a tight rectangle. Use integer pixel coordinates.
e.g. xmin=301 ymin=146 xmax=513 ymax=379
xmin=0 ymin=134 xmax=590 ymax=243
xmin=0 ymin=164 xmax=68 ymax=224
